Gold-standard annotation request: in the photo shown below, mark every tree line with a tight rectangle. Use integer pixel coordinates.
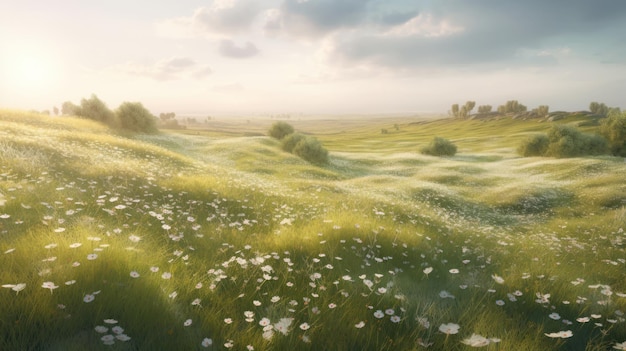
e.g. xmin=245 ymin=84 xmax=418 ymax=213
xmin=450 ymin=100 xmax=619 ymax=119
xmin=60 ymin=94 xmax=158 ymax=133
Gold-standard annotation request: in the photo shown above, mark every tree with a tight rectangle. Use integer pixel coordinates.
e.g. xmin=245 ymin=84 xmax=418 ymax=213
xmin=589 ymin=102 xmax=609 ymax=116
xmin=61 ymin=101 xmax=80 ymax=115
xmin=159 ymin=112 xmax=176 ymax=121
xmin=78 ymin=94 xmax=117 ymax=127
xmin=464 ymin=101 xmax=476 ymax=116
xmin=459 ymin=106 xmax=468 ymax=119
xmin=451 ymin=104 xmax=459 ymax=118
xmin=268 ymin=121 xmax=295 ymax=140
xmin=599 ymin=110 xmax=626 ymax=156
xmin=535 ymin=105 xmax=549 ymax=118
xmin=53 ymin=106 xmax=59 ymax=116
xmin=116 ymin=102 xmax=158 ymax=133
xmin=477 ymin=105 xmax=492 ymax=113
xmin=498 ymin=100 xmax=527 ymax=114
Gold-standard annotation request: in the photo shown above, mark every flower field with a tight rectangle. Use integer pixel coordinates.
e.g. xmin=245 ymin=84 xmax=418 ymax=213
xmin=1 ymin=110 xmax=625 ymax=350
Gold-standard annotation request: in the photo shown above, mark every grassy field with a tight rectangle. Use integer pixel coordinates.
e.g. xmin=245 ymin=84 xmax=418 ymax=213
xmin=1 ymin=109 xmax=625 ymax=350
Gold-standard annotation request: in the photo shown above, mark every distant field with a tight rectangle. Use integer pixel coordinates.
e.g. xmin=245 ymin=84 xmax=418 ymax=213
xmin=1 ymin=109 xmax=625 ymax=350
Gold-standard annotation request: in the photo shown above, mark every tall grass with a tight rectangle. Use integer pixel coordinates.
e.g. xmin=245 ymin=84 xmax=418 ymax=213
xmin=1 ymin=109 xmax=625 ymax=350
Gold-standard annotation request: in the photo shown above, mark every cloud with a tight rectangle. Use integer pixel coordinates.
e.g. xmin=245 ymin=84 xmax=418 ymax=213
xmin=156 ymin=0 xmax=263 ymax=38
xmin=267 ymin=0 xmax=374 ymax=38
xmin=319 ymin=0 xmax=626 ymax=71
xmin=113 ymin=57 xmax=212 ymax=81
xmin=219 ymin=40 xmax=259 ymax=58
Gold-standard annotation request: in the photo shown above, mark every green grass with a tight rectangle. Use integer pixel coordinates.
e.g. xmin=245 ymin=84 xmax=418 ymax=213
xmin=1 ymin=109 xmax=625 ymax=350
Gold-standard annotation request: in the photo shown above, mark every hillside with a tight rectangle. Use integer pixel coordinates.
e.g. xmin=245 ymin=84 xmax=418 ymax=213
xmin=1 ymin=110 xmax=625 ymax=350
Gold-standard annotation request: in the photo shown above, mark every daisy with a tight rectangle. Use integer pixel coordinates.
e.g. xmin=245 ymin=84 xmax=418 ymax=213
xmin=614 ymin=341 xmax=626 ymax=350
xmin=491 ymin=274 xmax=505 ymax=284
xmin=41 ymin=281 xmax=59 ymax=293
xmin=201 ymin=338 xmax=213 ymax=347
xmin=83 ymin=294 xmax=95 ymax=303
xmin=544 ymin=330 xmax=573 ymax=338
xmin=87 ymin=253 xmax=98 ymax=260
xmin=373 ymin=310 xmax=384 ymax=319
xmin=462 ymin=334 xmax=491 ymax=347
xmin=390 ymin=316 xmax=401 ymax=323
xmin=439 ymin=323 xmax=460 ymax=335
xmin=355 ymin=321 xmax=365 ymax=328
xmin=299 ymin=322 xmax=310 ymax=331
xmin=184 ymin=319 xmax=192 ymax=327
xmin=130 ymin=271 xmax=140 ymax=278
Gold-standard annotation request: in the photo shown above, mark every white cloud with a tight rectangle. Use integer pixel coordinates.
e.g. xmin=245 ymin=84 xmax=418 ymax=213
xmin=383 ymin=14 xmax=464 ymax=38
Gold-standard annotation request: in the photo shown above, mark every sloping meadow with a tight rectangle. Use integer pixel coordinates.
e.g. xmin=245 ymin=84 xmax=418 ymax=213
xmin=0 ymin=111 xmax=625 ymax=350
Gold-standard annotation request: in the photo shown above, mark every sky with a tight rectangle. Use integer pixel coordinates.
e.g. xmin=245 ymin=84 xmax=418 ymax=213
xmin=1 ymin=0 xmax=625 ymax=116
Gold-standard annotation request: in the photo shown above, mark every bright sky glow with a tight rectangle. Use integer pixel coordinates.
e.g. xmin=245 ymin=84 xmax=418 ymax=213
xmin=1 ymin=0 xmax=624 ymax=116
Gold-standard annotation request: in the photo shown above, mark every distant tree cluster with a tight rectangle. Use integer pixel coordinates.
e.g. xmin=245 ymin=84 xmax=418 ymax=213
xmin=600 ymin=109 xmax=626 ymax=156
xmin=61 ymin=95 xmax=157 ymax=133
xmin=450 ymin=101 xmax=475 ymax=118
xmin=497 ymin=100 xmax=527 ymax=114
xmin=268 ymin=122 xmax=328 ymax=165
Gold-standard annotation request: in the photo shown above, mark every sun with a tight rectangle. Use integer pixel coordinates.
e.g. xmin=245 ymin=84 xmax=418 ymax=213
xmin=1 ymin=42 xmax=58 ymax=95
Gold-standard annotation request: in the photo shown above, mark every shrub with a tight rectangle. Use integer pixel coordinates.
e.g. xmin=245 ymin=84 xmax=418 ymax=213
xmin=116 ymin=102 xmax=158 ymax=133
xmin=518 ymin=134 xmax=549 ymax=156
xmin=268 ymin=121 xmax=294 ymax=140
xmin=77 ymin=94 xmax=117 ymax=127
xmin=292 ymin=136 xmax=328 ymax=165
xmin=421 ymin=137 xmax=457 ymax=156
xmin=544 ymin=124 xmax=608 ymax=158
xmin=599 ymin=110 xmax=626 ymax=156
xmin=281 ymin=133 xmax=307 ymax=153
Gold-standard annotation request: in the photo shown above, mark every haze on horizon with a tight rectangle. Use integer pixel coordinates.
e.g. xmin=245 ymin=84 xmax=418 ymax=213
xmin=1 ymin=0 xmax=625 ymax=117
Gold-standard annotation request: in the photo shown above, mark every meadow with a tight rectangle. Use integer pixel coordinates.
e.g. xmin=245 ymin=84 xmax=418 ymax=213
xmin=0 ymin=110 xmax=625 ymax=350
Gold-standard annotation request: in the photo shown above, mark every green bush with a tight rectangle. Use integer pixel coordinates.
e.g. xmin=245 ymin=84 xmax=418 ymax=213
xmin=281 ymin=132 xmax=306 ymax=153
xmin=421 ymin=137 xmax=457 ymax=156
xmin=77 ymin=94 xmax=118 ymax=127
xmin=518 ymin=134 xmax=549 ymax=156
xmin=116 ymin=102 xmax=158 ymax=133
xmin=545 ymin=124 xmax=608 ymax=158
xmin=268 ymin=121 xmax=294 ymax=140
xmin=292 ymin=136 xmax=329 ymax=165
xmin=599 ymin=111 xmax=626 ymax=156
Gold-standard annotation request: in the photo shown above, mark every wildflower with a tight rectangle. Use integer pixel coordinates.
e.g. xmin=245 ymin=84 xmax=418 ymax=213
xmin=449 ymin=269 xmax=459 ymax=274
xmin=274 ymin=318 xmax=293 ymax=335
xmin=462 ymin=334 xmax=491 ymax=347
xmin=495 ymin=300 xmax=505 ymax=306
xmin=104 ymin=319 xmax=118 ymax=324
xmin=328 ymin=303 xmax=337 ymax=309
xmin=374 ymin=310 xmax=384 ymax=319
xmin=87 ymin=253 xmax=98 ymax=260
xmin=201 ymin=338 xmax=213 ymax=347
xmin=224 ymin=318 xmax=233 ymax=324
xmin=355 ymin=321 xmax=365 ymax=328
xmin=2 ymin=283 xmax=26 ymax=294
xmin=614 ymin=341 xmax=626 ymax=350
xmin=128 ymin=235 xmax=141 ymax=243
xmin=111 ymin=326 xmax=124 ymax=334
xmin=270 ymin=295 xmax=280 ymax=303
xmin=390 ymin=316 xmax=401 ymax=323
xmin=385 ymin=308 xmax=395 ymax=316
xmin=491 ymin=274 xmax=505 ymax=284
xmin=259 ymin=318 xmax=271 ymax=327
xmin=439 ymin=290 xmax=455 ymax=299
xmin=161 ymin=272 xmax=172 ymax=279
xmin=253 ymin=300 xmax=262 ymax=306
xmin=150 ymin=266 xmax=159 ymax=272
xmin=101 ymin=334 xmax=115 ymax=345
xmin=576 ymin=317 xmax=590 ymax=323
xmin=184 ymin=319 xmax=192 ymax=327
xmin=544 ymin=330 xmax=573 ymax=338
xmin=69 ymin=243 xmax=82 ymax=248
xmin=439 ymin=323 xmax=460 ymax=335
xmin=377 ymin=287 xmax=387 ymax=294
xmin=299 ymin=322 xmax=310 ymax=330
xmin=549 ymin=313 xmax=561 ymax=320
xmin=192 ymin=298 xmax=202 ymax=306
xmin=116 ymin=334 xmax=131 ymax=342
xmin=41 ymin=281 xmax=59 ymax=293
xmin=83 ymin=294 xmax=95 ymax=303
xmin=130 ymin=271 xmax=140 ymax=278
xmin=94 ymin=326 xmax=108 ymax=333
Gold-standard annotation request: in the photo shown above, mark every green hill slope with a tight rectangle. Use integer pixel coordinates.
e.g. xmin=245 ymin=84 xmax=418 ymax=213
xmin=1 ymin=110 xmax=625 ymax=350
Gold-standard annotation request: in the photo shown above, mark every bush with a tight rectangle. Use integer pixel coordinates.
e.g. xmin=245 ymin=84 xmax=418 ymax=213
xmin=77 ymin=94 xmax=117 ymax=127
xmin=281 ymin=133 xmax=307 ymax=153
xmin=116 ymin=102 xmax=158 ymax=133
xmin=518 ymin=134 xmax=549 ymax=156
xmin=421 ymin=137 xmax=457 ymax=156
xmin=599 ymin=111 xmax=626 ymax=156
xmin=545 ymin=124 xmax=609 ymax=158
xmin=292 ymin=136 xmax=329 ymax=165
xmin=268 ymin=121 xmax=294 ymax=140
